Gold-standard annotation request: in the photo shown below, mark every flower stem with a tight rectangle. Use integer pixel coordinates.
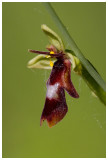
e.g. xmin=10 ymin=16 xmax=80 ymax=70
xmin=43 ymin=2 xmax=106 ymax=94
xmin=66 ymin=50 xmax=106 ymax=105
xmin=81 ymin=64 xmax=106 ymax=105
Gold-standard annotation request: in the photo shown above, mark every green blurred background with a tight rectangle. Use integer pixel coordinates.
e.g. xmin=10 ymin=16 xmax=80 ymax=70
xmin=2 ymin=2 xmax=106 ymax=158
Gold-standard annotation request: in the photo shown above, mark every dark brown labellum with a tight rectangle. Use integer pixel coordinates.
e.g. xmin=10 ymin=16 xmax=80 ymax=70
xmin=40 ymin=58 xmax=79 ymax=127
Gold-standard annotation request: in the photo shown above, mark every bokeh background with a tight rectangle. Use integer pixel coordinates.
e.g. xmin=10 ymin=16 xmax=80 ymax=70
xmin=2 ymin=2 xmax=106 ymax=158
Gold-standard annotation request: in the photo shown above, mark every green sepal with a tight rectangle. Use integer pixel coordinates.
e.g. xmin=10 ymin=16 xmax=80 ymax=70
xmin=41 ymin=24 xmax=65 ymax=51
xmin=66 ymin=52 xmax=82 ymax=75
xmin=27 ymin=54 xmax=56 ymax=70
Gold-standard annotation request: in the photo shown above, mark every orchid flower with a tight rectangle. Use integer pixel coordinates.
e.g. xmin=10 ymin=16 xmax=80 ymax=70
xmin=27 ymin=25 xmax=79 ymax=127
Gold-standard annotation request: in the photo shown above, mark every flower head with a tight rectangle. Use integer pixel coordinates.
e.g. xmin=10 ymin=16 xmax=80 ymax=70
xmin=28 ymin=24 xmax=79 ymax=127
xmin=28 ymin=46 xmax=79 ymax=127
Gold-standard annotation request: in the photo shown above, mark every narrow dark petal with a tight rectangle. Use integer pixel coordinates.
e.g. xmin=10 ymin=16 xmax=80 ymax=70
xmin=28 ymin=49 xmax=64 ymax=58
xmin=40 ymin=86 xmax=68 ymax=127
xmin=28 ymin=49 xmax=50 ymax=55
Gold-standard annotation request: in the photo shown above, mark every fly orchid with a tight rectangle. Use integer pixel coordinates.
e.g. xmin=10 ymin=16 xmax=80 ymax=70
xmin=27 ymin=25 xmax=79 ymax=127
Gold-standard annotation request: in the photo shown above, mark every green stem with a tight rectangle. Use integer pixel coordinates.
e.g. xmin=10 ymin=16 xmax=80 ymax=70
xmin=66 ymin=49 xmax=106 ymax=105
xmin=82 ymin=65 xmax=106 ymax=105
xmin=43 ymin=2 xmax=106 ymax=93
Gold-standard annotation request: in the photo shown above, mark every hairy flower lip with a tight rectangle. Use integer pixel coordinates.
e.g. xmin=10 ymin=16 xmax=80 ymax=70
xmin=28 ymin=49 xmax=65 ymax=58
xmin=40 ymin=57 xmax=79 ymax=127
